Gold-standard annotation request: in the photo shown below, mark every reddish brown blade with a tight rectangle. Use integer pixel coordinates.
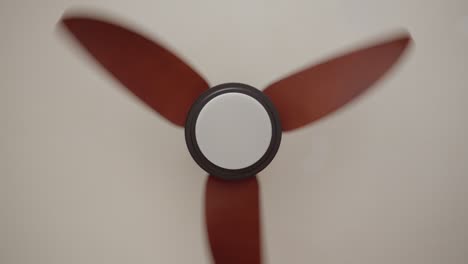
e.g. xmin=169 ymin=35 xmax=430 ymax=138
xmin=263 ymin=33 xmax=411 ymax=131
xmin=205 ymin=176 xmax=261 ymax=264
xmin=61 ymin=16 xmax=209 ymax=127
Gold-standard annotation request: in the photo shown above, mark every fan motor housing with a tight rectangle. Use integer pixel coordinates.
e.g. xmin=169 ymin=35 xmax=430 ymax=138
xmin=185 ymin=83 xmax=282 ymax=180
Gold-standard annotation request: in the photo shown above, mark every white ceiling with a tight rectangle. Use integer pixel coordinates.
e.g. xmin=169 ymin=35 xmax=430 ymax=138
xmin=2 ymin=0 xmax=468 ymax=263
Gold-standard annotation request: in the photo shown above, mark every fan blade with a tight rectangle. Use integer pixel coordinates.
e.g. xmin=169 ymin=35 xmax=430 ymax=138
xmin=61 ymin=15 xmax=209 ymax=126
xmin=205 ymin=176 xmax=261 ymax=264
xmin=263 ymin=33 xmax=411 ymax=131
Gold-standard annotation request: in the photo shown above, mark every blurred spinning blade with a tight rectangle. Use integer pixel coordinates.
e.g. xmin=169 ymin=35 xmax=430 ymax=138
xmin=61 ymin=15 xmax=209 ymax=126
xmin=263 ymin=34 xmax=411 ymax=131
xmin=205 ymin=176 xmax=261 ymax=264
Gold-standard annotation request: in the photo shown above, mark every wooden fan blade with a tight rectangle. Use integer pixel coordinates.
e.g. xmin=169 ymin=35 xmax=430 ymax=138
xmin=205 ymin=176 xmax=262 ymax=264
xmin=62 ymin=15 xmax=209 ymax=126
xmin=264 ymin=33 xmax=411 ymax=131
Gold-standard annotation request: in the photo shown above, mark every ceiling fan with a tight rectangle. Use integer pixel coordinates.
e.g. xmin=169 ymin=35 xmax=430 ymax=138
xmin=60 ymin=11 xmax=411 ymax=264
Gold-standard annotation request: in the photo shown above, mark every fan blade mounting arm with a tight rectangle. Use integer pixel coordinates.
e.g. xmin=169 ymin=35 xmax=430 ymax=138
xmin=61 ymin=15 xmax=209 ymax=127
xmin=263 ymin=33 xmax=411 ymax=131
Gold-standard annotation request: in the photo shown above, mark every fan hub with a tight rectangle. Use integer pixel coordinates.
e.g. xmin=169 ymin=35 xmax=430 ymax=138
xmin=185 ymin=83 xmax=282 ymax=180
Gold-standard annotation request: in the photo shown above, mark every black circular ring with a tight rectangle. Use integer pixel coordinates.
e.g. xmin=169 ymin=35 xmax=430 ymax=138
xmin=185 ymin=83 xmax=282 ymax=181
